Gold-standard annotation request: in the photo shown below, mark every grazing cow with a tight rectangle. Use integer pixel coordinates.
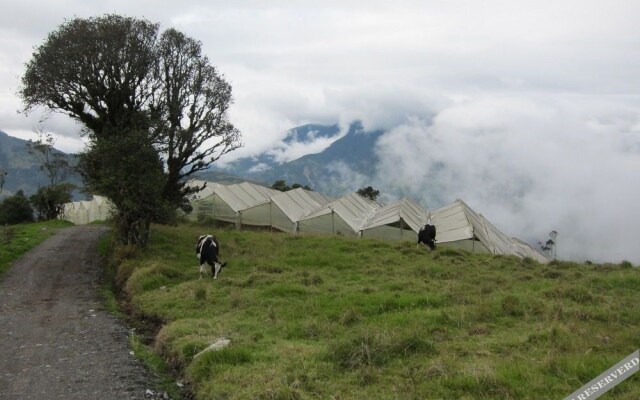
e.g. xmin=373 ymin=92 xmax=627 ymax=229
xmin=196 ymin=235 xmax=227 ymax=279
xmin=417 ymin=223 xmax=437 ymax=251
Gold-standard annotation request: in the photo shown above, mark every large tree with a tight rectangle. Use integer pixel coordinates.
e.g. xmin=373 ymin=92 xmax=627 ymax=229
xmin=20 ymin=15 xmax=241 ymax=245
xmin=78 ymin=128 xmax=166 ymax=246
xmin=154 ymin=28 xmax=241 ymax=217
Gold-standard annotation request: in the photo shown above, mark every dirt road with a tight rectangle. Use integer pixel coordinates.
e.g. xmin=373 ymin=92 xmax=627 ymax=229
xmin=0 ymin=225 xmax=160 ymax=399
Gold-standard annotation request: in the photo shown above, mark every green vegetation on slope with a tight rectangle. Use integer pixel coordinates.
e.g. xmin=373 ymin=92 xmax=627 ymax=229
xmin=0 ymin=219 xmax=73 ymax=277
xmin=116 ymin=224 xmax=639 ymax=400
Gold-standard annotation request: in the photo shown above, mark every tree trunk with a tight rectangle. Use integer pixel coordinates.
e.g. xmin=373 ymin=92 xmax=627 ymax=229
xmin=115 ymin=210 xmax=152 ymax=248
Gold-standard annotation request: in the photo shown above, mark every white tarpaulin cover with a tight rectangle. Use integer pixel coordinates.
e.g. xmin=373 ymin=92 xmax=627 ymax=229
xmin=298 ymin=192 xmax=381 ymax=237
xmin=211 ymin=182 xmax=280 ymax=227
xmin=431 ymin=199 xmax=549 ymax=262
xmin=184 ymin=180 xmax=225 ymax=222
xmin=269 ymin=188 xmax=335 ymax=233
xmin=360 ymin=197 xmax=429 ymax=242
xmin=511 ymin=237 xmax=550 ymax=263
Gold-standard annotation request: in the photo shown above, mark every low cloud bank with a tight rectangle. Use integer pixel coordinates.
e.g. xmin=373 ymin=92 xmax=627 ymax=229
xmin=367 ymin=94 xmax=640 ymax=263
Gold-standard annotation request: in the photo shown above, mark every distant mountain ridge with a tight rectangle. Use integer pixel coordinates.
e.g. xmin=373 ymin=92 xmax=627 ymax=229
xmin=2 ymin=122 xmax=384 ymax=201
xmin=0 ymin=130 xmax=83 ymax=199
xmin=202 ymin=122 xmax=385 ymax=195
xmin=217 ymin=124 xmax=342 ymax=177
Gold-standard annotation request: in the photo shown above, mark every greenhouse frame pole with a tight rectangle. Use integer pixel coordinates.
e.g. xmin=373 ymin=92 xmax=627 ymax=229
xmin=269 ymin=200 xmax=272 ymax=233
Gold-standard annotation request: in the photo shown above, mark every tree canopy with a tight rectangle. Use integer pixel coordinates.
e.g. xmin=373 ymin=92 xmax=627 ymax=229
xmin=271 ymin=180 xmax=312 ymax=192
xmin=154 ymin=28 xmax=241 ymax=211
xmin=357 ymin=186 xmax=380 ymax=201
xmin=20 ymin=14 xmax=242 ymax=246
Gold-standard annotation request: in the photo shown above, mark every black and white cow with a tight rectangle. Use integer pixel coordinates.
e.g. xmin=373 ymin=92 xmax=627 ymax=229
xmin=196 ymin=235 xmax=227 ymax=279
xmin=417 ymin=223 xmax=437 ymax=251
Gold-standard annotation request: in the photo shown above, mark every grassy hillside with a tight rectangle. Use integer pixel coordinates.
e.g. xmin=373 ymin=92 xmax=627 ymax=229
xmin=116 ymin=224 xmax=639 ymax=400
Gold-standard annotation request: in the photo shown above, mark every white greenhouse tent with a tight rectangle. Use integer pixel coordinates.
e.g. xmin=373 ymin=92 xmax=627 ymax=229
xmin=430 ymin=199 xmax=549 ymax=262
xmin=430 ymin=199 xmax=513 ymax=253
xmin=61 ymin=201 xmax=88 ymax=225
xmin=183 ymin=180 xmax=226 ymax=222
xmin=511 ymin=237 xmax=550 ymax=263
xmin=210 ymin=182 xmax=281 ymax=228
xmin=269 ymin=188 xmax=335 ymax=233
xmin=360 ymin=197 xmax=428 ymax=242
xmin=59 ymin=195 xmax=114 ymax=225
xmin=298 ymin=192 xmax=381 ymax=237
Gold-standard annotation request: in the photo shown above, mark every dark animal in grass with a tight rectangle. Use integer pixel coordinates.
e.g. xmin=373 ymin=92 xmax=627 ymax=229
xmin=417 ymin=223 xmax=437 ymax=251
xmin=196 ymin=235 xmax=227 ymax=279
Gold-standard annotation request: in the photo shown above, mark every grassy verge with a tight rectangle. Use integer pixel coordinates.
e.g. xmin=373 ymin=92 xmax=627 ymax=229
xmin=98 ymin=230 xmax=189 ymax=399
xmin=129 ymin=332 xmax=187 ymax=399
xmin=113 ymin=223 xmax=639 ymax=400
xmin=0 ymin=219 xmax=73 ymax=278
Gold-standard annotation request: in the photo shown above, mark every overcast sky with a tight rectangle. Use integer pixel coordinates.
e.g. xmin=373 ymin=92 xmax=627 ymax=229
xmin=1 ymin=1 xmax=639 ymax=263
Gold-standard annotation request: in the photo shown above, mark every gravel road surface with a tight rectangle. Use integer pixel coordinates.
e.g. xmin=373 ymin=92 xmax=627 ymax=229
xmin=0 ymin=225 xmax=161 ymax=399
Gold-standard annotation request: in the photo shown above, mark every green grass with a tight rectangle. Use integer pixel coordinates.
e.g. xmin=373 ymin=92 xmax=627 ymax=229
xmin=114 ymin=224 xmax=640 ymax=399
xmin=0 ymin=219 xmax=73 ymax=278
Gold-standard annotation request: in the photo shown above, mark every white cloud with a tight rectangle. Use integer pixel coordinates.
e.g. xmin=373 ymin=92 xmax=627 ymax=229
xmin=267 ymin=133 xmax=344 ymax=164
xmin=321 ymin=161 xmax=372 ymax=195
xmin=374 ymin=94 xmax=640 ymax=263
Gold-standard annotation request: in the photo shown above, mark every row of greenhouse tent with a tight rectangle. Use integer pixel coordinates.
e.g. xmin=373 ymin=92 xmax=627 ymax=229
xmin=58 ymin=180 xmax=548 ymax=262
xmin=183 ymin=180 xmax=549 ymax=263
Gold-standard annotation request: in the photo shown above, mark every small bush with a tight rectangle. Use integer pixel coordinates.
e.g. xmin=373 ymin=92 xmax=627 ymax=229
xmin=0 ymin=190 xmax=34 ymax=225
